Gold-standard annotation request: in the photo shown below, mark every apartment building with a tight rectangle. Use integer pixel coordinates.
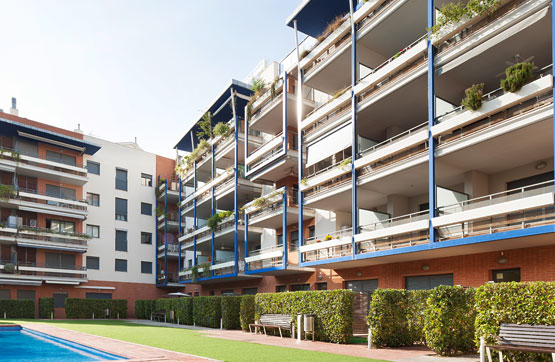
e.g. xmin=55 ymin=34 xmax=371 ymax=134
xmin=174 ymin=0 xmax=554 ymax=297
xmin=0 ymin=105 xmax=188 ymax=317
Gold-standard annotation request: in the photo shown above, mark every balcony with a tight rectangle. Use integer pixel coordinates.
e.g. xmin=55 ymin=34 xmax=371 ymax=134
xmin=2 ymin=187 xmax=88 ymax=220
xmin=157 ymin=271 xmax=180 ymax=287
xmin=300 ymin=228 xmax=354 ymax=263
xmin=0 ymin=260 xmax=87 ymax=285
xmin=16 ymin=226 xmax=89 ymax=252
xmin=245 ymin=133 xmax=299 ymax=182
xmin=245 ymin=244 xmax=283 ymax=272
xmin=157 ymin=180 xmax=180 ymax=202
xmin=0 ymin=148 xmax=88 ymax=185
xmin=433 ymin=181 xmax=555 ymax=240
xmin=157 ymin=211 xmax=180 ymax=232
xmin=157 ymin=242 xmax=179 ymax=259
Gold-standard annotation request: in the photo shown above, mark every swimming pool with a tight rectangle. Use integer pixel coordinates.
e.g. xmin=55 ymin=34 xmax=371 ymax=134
xmin=0 ymin=325 xmax=126 ymax=361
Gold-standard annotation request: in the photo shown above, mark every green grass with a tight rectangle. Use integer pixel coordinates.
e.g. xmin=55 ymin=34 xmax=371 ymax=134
xmin=7 ymin=320 xmax=386 ymax=362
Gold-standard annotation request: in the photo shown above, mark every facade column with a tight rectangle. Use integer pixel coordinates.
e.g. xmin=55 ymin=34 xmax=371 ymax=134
xmin=164 ymin=179 xmax=168 ymax=286
xmin=428 ymin=0 xmax=437 ymax=242
xmin=293 ymin=19 xmax=304 ymax=265
xmin=193 ymin=160 xmax=198 ymax=267
xmin=232 ymin=89 xmax=239 ymax=275
xmin=350 ymin=0 xmax=358 ymax=259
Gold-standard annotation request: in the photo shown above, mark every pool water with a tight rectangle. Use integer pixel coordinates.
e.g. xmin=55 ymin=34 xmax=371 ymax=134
xmin=0 ymin=326 xmax=125 ymax=361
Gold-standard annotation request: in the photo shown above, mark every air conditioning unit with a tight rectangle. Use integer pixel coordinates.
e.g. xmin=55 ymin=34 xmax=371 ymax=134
xmin=29 ymin=219 xmax=37 ymax=228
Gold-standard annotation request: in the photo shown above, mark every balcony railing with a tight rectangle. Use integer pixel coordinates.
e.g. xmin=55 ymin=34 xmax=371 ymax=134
xmin=301 ymin=228 xmax=353 ymax=262
xmin=16 ymin=226 xmax=89 ymax=246
xmin=303 ymin=86 xmax=352 ymax=138
xmin=157 ymin=272 xmax=179 ymax=284
xmin=359 ymin=210 xmax=429 ymax=233
xmin=358 ymin=122 xmax=428 ymax=159
xmin=250 ymin=79 xmax=285 ymax=120
xmin=0 ymin=260 xmax=87 ymax=279
xmin=18 ymin=188 xmax=88 ymax=213
xmin=304 ymin=172 xmax=352 ymax=200
xmin=0 ymin=147 xmax=87 ymax=177
xmin=246 ymin=244 xmax=283 ymax=271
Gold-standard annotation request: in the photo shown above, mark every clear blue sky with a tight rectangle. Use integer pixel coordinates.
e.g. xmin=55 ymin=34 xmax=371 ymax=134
xmin=0 ymin=0 xmax=300 ymax=157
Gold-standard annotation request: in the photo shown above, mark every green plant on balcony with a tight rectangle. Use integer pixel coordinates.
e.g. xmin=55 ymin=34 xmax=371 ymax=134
xmin=3 ymin=263 xmax=15 ymax=274
xmin=213 ymin=122 xmax=230 ymax=138
xmin=197 ymin=112 xmax=214 ymax=140
xmin=17 ymin=225 xmax=92 ymax=239
xmin=338 ymin=158 xmax=352 ymax=170
xmin=270 ymin=77 xmax=280 ymax=99
xmin=251 ymin=78 xmax=267 ymax=99
xmin=207 ymin=210 xmax=233 ymax=231
xmin=191 ymin=262 xmax=211 ymax=282
xmin=428 ymin=0 xmax=501 ymax=36
xmin=0 ymin=184 xmax=16 ymax=201
xmin=461 ymin=83 xmax=484 ymax=111
xmin=301 ymin=177 xmax=308 ymax=186
xmin=299 ymin=49 xmax=310 ymax=60
xmin=0 ymin=148 xmax=20 ymax=161
xmin=316 ymin=13 xmax=347 ymax=43
xmin=156 ymin=205 xmax=164 ymax=218
xmin=500 ymin=62 xmax=533 ymax=93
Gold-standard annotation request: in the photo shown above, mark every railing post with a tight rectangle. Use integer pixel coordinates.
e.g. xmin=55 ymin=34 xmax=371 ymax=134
xmin=350 ymin=0 xmax=358 ymax=260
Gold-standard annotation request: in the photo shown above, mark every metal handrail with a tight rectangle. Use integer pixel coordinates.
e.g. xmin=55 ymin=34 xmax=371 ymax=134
xmin=305 ymin=228 xmax=353 ymax=244
xmin=358 ymin=122 xmax=428 ymax=157
xmin=305 ymin=157 xmax=351 ymax=179
xmin=0 ymin=146 xmax=87 ymax=169
xmin=359 ymin=210 xmax=429 ymax=233
xmin=248 ymin=244 xmax=284 ymax=257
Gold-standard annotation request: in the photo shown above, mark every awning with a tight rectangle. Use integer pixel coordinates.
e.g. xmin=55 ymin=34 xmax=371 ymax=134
xmin=286 ymin=0 xmax=351 ymax=38
xmin=306 ymin=124 xmax=352 ymax=167
xmin=438 ymin=7 xmax=548 ymax=75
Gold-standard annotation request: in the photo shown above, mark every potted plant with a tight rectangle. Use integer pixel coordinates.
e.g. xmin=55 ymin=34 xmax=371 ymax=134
xmin=461 ymin=83 xmax=484 ymax=111
xmin=324 ymin=235 xmax=333 ymax=241
xmin=500 ymin=62 xmax=533 ymax=93
xmin=3 ymin=263 xmax=15 ymax=274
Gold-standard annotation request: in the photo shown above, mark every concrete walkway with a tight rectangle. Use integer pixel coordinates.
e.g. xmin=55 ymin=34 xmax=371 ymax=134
xmin=128 ymin=319 xmax=480 ymax=361
xmin=22 ymin=323 xmax=217 ymax=362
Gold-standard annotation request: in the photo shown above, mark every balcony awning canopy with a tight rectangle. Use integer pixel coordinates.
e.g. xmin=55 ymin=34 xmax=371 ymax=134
xmin=285 ymin=0 xmax=351 ymax=38
xmin=0 ymin=116 xmax=101 ymax=155
xmin=174 ymin=79 xmax=252 ymax=152
xmin=306 ymin=123 xmax=352 ymax=167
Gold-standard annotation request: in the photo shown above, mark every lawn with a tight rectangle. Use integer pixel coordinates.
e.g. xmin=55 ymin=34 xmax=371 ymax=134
xmin=7 ymin=320 xmax=385 ymax=362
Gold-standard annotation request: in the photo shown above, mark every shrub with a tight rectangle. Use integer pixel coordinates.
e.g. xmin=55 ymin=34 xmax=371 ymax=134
xmin=500 ymin=62 xmax=533 ymax=93
xmin=193 ymin=296 xmax=222 ymax=328
xmin=39 ymin=297 xmax=55 ymax=319
xmin=255 ymin=290 xmax=353 ymax=343
xmin=175 ymin=298 xmax=193 ymax=325
xmin=424 ymin=286 xmax=476 ymax=356
xmin=240 ymin=295 xmax=255 ymax=331
xmin=213 ymin=122 xmax=230 ymax=138
xmin=135 ymin=300 xmax=146 ymax=319
xmin=0 ymin=300 xmax=35 ymax=318
xmin=475 ymin=282 xmax=555 ymax=362
xmin=222 ymin=296 xmax=241 ymax=330
xmin=461 ymin=83 xmax=484 ymax=111
xmin=65 ymin=299 xmax=127 ymax=319
xmin=407 ymin=290 xmax=430 ymax=345
xmin=367 ymin=289 xmax=414 ymax=347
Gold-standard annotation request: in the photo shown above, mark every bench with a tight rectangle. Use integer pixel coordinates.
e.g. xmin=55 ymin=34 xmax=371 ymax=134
xmin=484 ymin=324 xmax=555 ymax=361
xmin=152 ymin=310 xmax=166 ymax=322
xmin=249 ymin=314 xmax=292 ymax=338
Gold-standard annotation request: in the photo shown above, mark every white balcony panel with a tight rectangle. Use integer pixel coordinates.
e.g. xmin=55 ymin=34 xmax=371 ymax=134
xmin=17 ymin=265 xmax=87 ymax=275
xmin=246 ymin=136 xmax=283 ymax=165
xmin=358 ymin=154 xmax=428 ymax=186
xmin=300 ymin=236 xmax=352 ymax=253
xmin=18 ymin=205 xmax=86 ymax=220
xmin=210 ymin=261 xmax=235 ymax=271
xmin=245 ymin=250 xmax=283 ymax=263
xmin=301 ymin=90 xmax=352 ymax=132
xmin=301 ymin=166 xmax=351 ymax=191
xmin=16 ymin=161 xmax=87 ymax=185
xmin=305 ymin=183 xmax=352 ymax=205
xmin=355 ymin=129 xmax=427 ymax=169
xmin=432 ymin=192 xmax=554 ymax=228
xmin=19 ymin=191 xmax=88 ymax=209
xmin=19 ymin=154 xmax=86 ymax=174
xmin=16 ymin=240 xmax=87 ymax=252
xmin=353 ymin=219 xmax=429 ymax=243
xmin=306 ymin=124 xmax=352 ymax=167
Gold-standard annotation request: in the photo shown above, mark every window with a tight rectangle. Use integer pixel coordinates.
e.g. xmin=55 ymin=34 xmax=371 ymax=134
xmin=308 ymin=226 xmax=315 ymax=238
xmin=276 ymin=285 xmax=287 ymax=293
xmin=46 ymin=219 xmax=75 ymax=233
xmin=115 ymin=230 xmax=127 ymax=252
xmin=346 ymin=279 xmax=378 ymax=294
xmin=141 ymin=261 xmax=152 ymax=274
xmin=290 ymin=230 xmax=299 ymax=251
xmin=87 ymin=161 xmax=100 ymax=175
xmin=86 ymin=293 xmax=112 ymax=299
xmin=86 ymin=225 xmax=100 ymax=238
xmin=46 ymin=150 xmax=76 ymax=166
xmin=86 ymin=256 xmax=100 ymax=270
xmin=209 ymin=290 xmax=215 ymax=296
xmin=493 ymin=268 xmax=520 ymax=283
xmin=115 ymin=198 xmax=128 ymax=221
xmin=277 ymin=234 xmax=283 ymax=245
xmin=115 ymin=259 xmax=127 ymax=272
xmin=242 ymin=287 xmax=258 ymax=295
xmin=0 ymin=289 xmax=10 ymax=300
xmin=45 ymin=253 xmax=75 ymax=269
xmin=115 ymin=168 xmax=128 ymax=191
xmin=46 ymin=184 xmax=76 ymax=200
xmin=221 ymin=289 xmax=234 ymax=296
xmin=53 ymin=293 xmax=68 ymax=308
xmin=141 ymin=173 xmax=152 ymax=187
xmin=316 ymin=282 xmax=328 ymax=290
xmin=194 ymin=292 xmax=199 ymax=297
xmin=141 ymin=232 xmax=152 ymax=245
xmin=290 ymin=284 xmax=310 ymax=291
xmin=405 ymin=274 xmax=454 ymax=290
xmin=141 ymin=202 xmax=152 ymax=216
xmin=86 ymin=193 xmax=100 ymax=206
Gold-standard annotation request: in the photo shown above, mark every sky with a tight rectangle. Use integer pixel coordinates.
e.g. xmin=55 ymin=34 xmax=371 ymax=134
xmin=0 ymin=0 xmax=301 ymax=158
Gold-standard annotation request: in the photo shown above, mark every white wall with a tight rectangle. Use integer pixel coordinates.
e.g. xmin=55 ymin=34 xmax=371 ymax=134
xmin=83 ymin=136 xmax=157 ymax=284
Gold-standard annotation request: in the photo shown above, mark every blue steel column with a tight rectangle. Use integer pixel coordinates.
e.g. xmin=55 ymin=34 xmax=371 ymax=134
xmin=245 ymin=106 xmax=249 ymax=173
xmin=282 ymin=189 xmax=288 ymax=268
xmin=164 ymin=179 xmax=168 ymax=286
xmin=283 ymin=71 xmax=288 ymax=155
xmin=232 ymin=89 xmax=239 ymax=275
xmin=244 ymin=212 xmax=249 ymax=272
xmin=428 ymin=0 xmax=437 ymax=242
xmin=193 ymin=161 xmax=198 ymax=267
xmin=350 ymin=0 xmax=358 ymax=259
xmin=553 ymin=0 xmax=555 ymax=190
xmin=211 ymin=144 xmax=215 ymax=276
xmin=155 ymin=176 xmax=160 ymax=285
xmin=178 ymin=176 xmax=182 ymax=280
xmin=294 ymin=20 xmax=304 ymax=265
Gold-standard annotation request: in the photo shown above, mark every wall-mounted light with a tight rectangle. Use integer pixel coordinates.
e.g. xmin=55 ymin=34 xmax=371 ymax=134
xmin=355 ymin=271 xmax=362 ymax=277
xmin=497 ymin=252 xmax=508 ymax=264
xmin=317 ymin=274 xmax=323 ymax=280
xmin=535 ymin=161 xmax=547 ymax=170
xmin=421 ymin=264 xmax=430 ymax=271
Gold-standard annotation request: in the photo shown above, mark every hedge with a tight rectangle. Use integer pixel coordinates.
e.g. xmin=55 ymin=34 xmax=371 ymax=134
xmin=222 ymin=296 xmax=241 ymax=330
xmin=193 ymin=296 xmax=221 ymax=328
xmin=408 ymin=290 xmax=430 ymax=345
xmin=255 ymin=290 xmax=353 ymax=343
xmin=475 ymin=282 xmax=555 ymax=362
xmin=65 ymin=299 xmax=127 ymax=319
xmin=39 ymin=297 xmax=55 ymax=319
xmin=424 ymin=286 xmax=476 ymax=356
xmin=175 ymin=298 xmax=193 ymax=325
xmin=0 ymin=300 xmax=34 ymax=318
xmin=240 ymin=295 xmax=255 ymax=331
xmin=135 ymin=299 xmax=146 ymax=319
xmin=367 ymin=289 xmax=414 ymax=347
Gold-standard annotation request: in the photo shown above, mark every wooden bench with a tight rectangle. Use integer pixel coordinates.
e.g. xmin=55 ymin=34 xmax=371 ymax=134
xmin=484 ymin=324 xmax=555 ymax=361
xmin=249 ymin=314 xmax=292 ymax=338
xmin=152 ymin=310 xmax=166 ymax=322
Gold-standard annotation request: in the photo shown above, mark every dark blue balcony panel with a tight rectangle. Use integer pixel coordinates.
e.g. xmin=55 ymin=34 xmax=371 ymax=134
xmin=286 ymin=0 xmax=351 ymax=38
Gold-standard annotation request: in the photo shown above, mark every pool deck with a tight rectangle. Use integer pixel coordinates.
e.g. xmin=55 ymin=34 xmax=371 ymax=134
xmin=21 ymin=323 xmax=218 ymax=362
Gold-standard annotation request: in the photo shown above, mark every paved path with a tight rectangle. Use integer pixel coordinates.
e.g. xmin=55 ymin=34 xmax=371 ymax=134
xmin=22 ymin=323 xmax=217 ymax=362
xmin=129 ymin=319 xmax=479 ymax=361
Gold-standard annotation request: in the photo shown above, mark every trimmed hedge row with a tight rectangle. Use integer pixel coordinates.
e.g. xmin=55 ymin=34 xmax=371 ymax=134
xmin=475 ymin=282 xmax=555 ymax=362
xmin=65 ymin=299 xmax=127 ymax=319
xmin=0 ymin=300 xmax=34 ymax=318
xmin=135 ymin=300 xmax=147 ymax=319
xmin=255 ymin=290 xmax=353 ymax=343
xmin=221 ymin=296 xmax=241 ymax=330
xmin=240 ymin=295 xmax=255 ymax=331
xmin=193 ymin=296 xmax=222 ymax=328
xmin=39 ymin=297 xmax=55 ymax=319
